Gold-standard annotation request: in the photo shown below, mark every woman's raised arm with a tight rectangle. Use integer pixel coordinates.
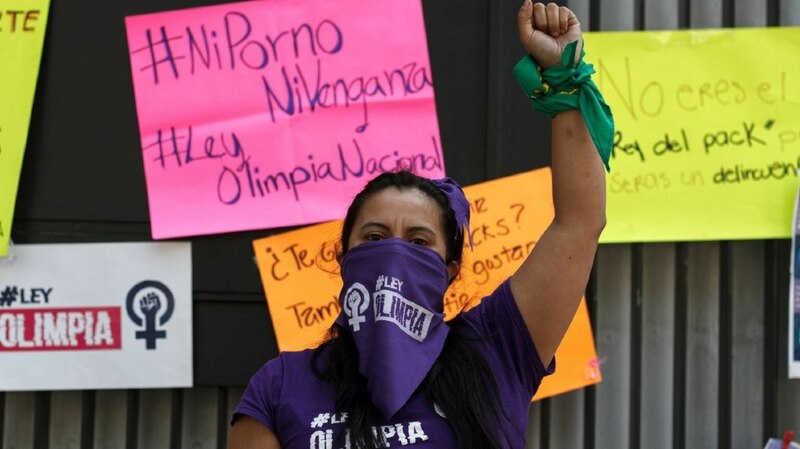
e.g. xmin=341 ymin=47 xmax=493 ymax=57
xmin=509 ymin=1 xmax=607 ymax=367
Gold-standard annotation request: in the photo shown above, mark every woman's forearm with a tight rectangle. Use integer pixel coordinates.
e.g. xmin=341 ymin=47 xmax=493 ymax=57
xmin=550 ymin=109 xmax=606 ymax=235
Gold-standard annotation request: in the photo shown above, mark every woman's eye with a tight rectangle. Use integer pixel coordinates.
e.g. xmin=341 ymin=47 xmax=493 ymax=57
xmin=410 ymin=238 xmax=428 ymax=246
xmin=366 ymin=234 xmax=383 ymax=241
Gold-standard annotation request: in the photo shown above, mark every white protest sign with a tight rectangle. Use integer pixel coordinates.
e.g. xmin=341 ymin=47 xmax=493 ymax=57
xmin=0 ymin=242 xmax=192 ymax=390
xmin=791 ymin=183 xmax=800 ymax=379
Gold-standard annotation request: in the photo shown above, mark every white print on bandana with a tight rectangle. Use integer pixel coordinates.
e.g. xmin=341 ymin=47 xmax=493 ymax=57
xmin=342 ymin=283 xmax=370 ymax=332
xmin=375 ymin=275 xmax=403 ymax=292
xmin=373 ymin=289 xmax=432 ymax=342
xmin=308 ymin=412 xmax=429 ymax=449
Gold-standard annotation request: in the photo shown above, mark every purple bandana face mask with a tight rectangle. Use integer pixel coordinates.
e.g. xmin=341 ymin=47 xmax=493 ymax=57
xmin=334 ymin=238 xmax=450 ymax=419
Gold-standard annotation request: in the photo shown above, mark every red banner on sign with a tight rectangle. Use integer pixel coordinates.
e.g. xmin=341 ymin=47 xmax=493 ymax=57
xmin=0 ymin=307 xmax=122 ymax=351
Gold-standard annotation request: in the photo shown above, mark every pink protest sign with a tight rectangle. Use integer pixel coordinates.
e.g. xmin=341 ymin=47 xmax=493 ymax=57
xmin=125 ymin=0 xmax=444 ymax=239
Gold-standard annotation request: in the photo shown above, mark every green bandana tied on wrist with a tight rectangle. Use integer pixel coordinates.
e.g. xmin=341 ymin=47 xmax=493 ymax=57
xmin=512 ymin=40 xmax=614 ymax=171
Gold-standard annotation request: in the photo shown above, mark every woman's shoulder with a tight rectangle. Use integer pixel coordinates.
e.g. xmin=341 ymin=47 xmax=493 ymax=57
xmin=233 ymin=347 xmax=335 ymax=438
xmin=243 ymin=347 xmax=331 ymax=405
xmin=454 ymin=279 xmax=515 ymax=331
xmin=275 ymin=347 xmax=317 ymax=363
xmin=260 ymin=347 xmax=324 ymax=376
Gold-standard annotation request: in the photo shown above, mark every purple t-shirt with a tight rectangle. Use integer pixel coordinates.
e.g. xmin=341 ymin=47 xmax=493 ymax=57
xmin=233 ymin=280 xmax=555 ymax=448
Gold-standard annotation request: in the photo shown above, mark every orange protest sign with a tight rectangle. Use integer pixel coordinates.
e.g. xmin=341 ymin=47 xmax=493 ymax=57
xmin=253 ymin=168 xmax=601 ymax=399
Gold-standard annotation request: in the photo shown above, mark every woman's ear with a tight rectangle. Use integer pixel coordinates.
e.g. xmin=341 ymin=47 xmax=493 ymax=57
xmin=447 ymin=261 xmax=460 ymax=283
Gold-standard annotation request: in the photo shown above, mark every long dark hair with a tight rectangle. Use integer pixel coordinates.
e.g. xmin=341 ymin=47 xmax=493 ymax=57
xmin=311 ymin=171 xmax=511 ymax=448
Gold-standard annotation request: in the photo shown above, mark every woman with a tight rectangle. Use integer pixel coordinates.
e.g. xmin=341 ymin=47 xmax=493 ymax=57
xmin=229 ymin=2 xmax=608 ymax=448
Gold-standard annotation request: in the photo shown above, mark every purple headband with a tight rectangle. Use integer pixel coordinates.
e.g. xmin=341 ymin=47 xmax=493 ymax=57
xmin=431 ymin=178 xmax=473 ymax=250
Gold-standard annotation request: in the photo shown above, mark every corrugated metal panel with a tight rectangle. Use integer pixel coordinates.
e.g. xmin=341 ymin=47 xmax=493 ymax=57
xmin=3 ymin=392 xmax=35 ymax=449
xmin=641 ymin=243 xmax=676 ymax=449
xmin=49 ymin=391 xmax=82 ymax=449
xmin=93 ymin=390 xmax=127 ymax=449
xmin=731 ymin=242 xmax=765 ymax=449
xmin=686 ymin=243 xmax=720 ymax=448
xmin=595 ymin=245 xmax=633 ymax=449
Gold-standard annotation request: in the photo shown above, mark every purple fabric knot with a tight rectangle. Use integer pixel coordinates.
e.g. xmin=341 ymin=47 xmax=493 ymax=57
xmin=431 ymin=178 xmax=473 ymax=250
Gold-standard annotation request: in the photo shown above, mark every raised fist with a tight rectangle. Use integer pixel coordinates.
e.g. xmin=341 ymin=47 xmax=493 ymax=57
xmin=140 ymin=292 xmax=161 ymax=317
xmin=517 ymin=1 xmax=582 ymax=68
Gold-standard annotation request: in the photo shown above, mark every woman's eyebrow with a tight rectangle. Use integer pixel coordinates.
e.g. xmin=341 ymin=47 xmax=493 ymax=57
xmin=359 ymin=223 xmax=436 ymax=235
xmin=360 ymin=222 xmax=390 ymax=232
xmin=406 ymin=226 xmax=436 ymax=235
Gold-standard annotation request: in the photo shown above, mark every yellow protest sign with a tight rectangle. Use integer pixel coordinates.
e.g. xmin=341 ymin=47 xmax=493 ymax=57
xmin=0 ymin=1 xmax=50 ymax=256
xmin=584 ymin=28 xmax=800 ymax=242
xmin=254 ymin=168 xmax=601 ymax=400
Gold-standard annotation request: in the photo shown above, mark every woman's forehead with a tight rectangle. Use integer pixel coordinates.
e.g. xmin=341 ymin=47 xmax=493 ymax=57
xmin=357 ymin=188 xmax=443 ymax=228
